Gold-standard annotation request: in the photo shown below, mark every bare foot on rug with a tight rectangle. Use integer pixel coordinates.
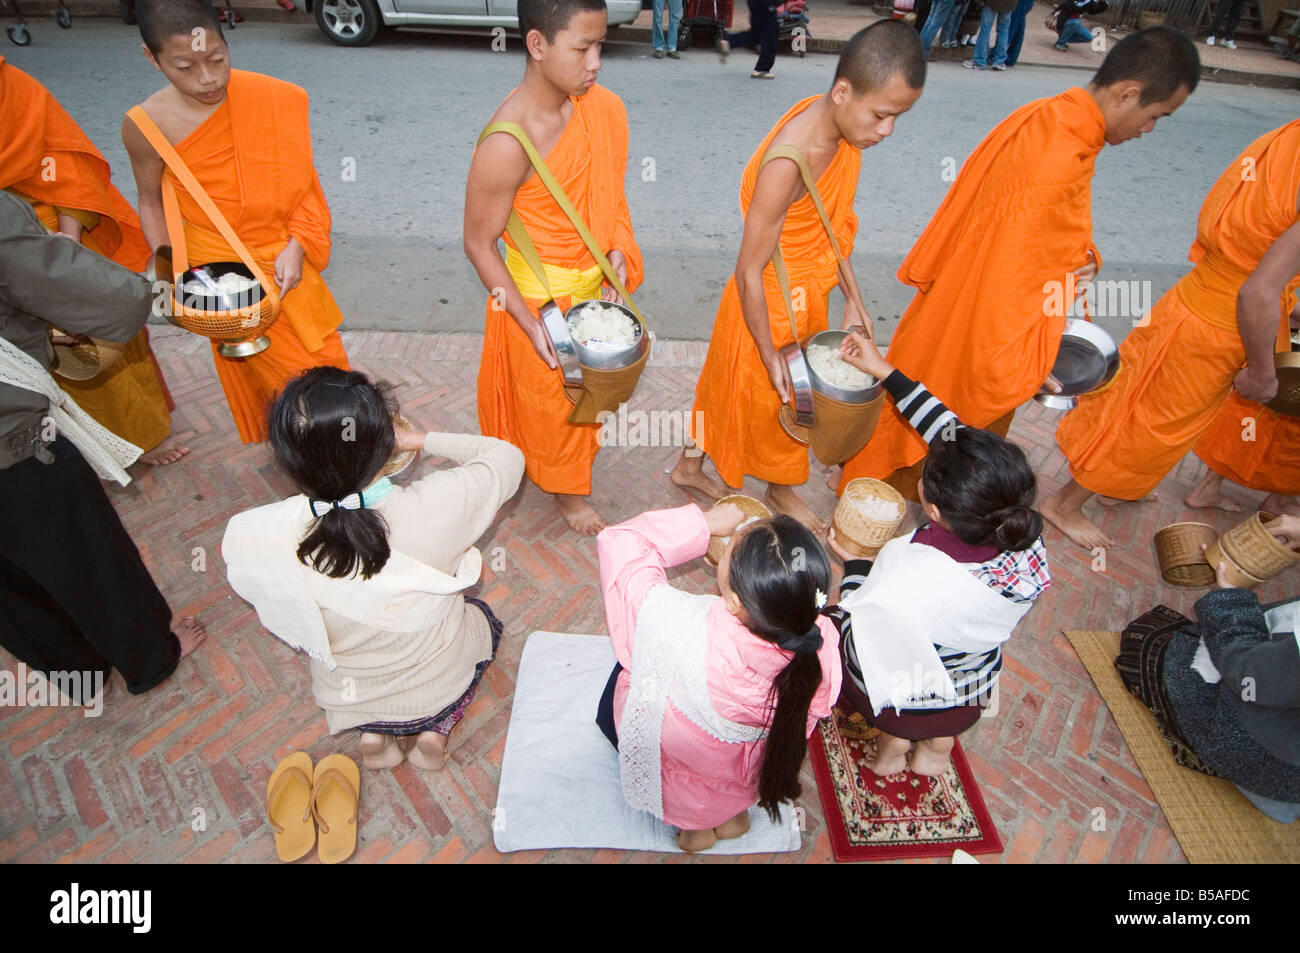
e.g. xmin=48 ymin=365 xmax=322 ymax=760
xmin=140 ymin=434 xmax=192 ymax=466
xmin=864 ymin=733 xmax=910 ymax=777
xmin=1041 ymin=485 xmax=1115 ymax=550
xmin=677 ymin=827 xmax=718 ymax=852
xmin=908 ymin=737 xmax=955 ymax=777
xmin=1262 ymin=492 xmax=1299 ymax=517
xmin=358 ymin=733 xmax=405 ymax=770
xmin=713 ymin=810 xmax=751 ymax=841
xmin=1097 ymin=492 xmax=1156 ymax=507
xmin=825 ymin=467 xmax=841 ymax=493
xmin=406 ymin=730 xmax=448 ymax=771
xmin=1184 ymin=474 xmax=1244 ymax=512
xmin=669 ymin=451 xmax=730 ymax=501
xmin=765 ymin=483 xmax=826 ymax=535
xmin=175 ymin=617 xmax=207 ymax=658
xmin=555 ymin=494 xmax=607 ymax=536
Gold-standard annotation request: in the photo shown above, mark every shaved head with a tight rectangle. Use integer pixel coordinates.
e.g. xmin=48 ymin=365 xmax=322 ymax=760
xmin=518 ymin=0 xmax=607 ymax=43
xmin=137 ymin=0 xmax=224 ymax=54
xmin=1093 ymin=26 xmax=1200 ymax=105
xmin=833 ymin=20 xmax=926 ymax=94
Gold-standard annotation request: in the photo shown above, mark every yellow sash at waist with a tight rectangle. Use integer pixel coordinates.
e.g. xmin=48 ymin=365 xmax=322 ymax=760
xmin=1177 ymin=253 xmax=1299 ymax=338
xmin=505 ymin=245 xmax=603 ymax=304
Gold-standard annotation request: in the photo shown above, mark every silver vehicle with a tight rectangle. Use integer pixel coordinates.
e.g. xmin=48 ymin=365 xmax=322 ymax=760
xmin=307 ymin=0 xmax=642 ymax=46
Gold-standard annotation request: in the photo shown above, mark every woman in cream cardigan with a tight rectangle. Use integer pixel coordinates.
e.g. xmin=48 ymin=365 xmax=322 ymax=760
xmin=222 ymin=367 xmax=524 ymax=770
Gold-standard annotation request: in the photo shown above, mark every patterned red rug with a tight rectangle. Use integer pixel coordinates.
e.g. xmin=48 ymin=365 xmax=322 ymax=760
xmin=809 ymin=706 xmax=1004 ymax=862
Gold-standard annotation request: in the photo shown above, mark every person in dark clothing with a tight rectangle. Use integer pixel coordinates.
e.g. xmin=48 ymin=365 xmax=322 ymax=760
xmin=717 ymin=0 xmax=789 ymax=78
xmin=1206 ymin=0 xmax=1248 ymax=49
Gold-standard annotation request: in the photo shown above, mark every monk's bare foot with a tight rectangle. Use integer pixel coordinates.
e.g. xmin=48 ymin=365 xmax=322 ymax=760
xmin=669 ymin=452 xmax=730 ymax=500
xmin=175 ymin=617 xmax=206 ymax=658
xmin=1261 ymin=493 xmax=1299 ymax=517
xmin=406 ymin=730 xmax=448 ymax=771
xmin=909 ymin=737 xmax=955 ymax=777
xmin=1185 ymin=474 xmax=1244 ymax=512
xmin=713 ymin=810 xmax=751 ymax=841
xmin=825 ymin=467 xmax=841 ymax=493
xmin=864 ymin=734 xmax=910 ymax=777
xmin=358 ymin=732 xmax=405 ymax=770
xmin=677 ymin=827 xmax=717 ymax=852
xmin=555 ymin=494 xmax=607 ymax=536
xmin=1041 ymin=493 xmax=1115 ymax=550
xmin=765 ymin=483 xmax=826 ymax=535
xmin=1097 ymin=492 xmax=1156 ymax=507
xmin=140 ymin=435 xmax=192 ymax=466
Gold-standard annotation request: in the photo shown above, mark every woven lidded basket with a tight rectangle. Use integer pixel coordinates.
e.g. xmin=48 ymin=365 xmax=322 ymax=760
xmin=705 ymin=494 xmax=773 ymax=568
xmin=1204 ymin=538 xmax=1267 ymax=590
xmin=1153 ymin=522 xmax=1218 ymax=587
xmin=832 ymin=478 xmax=906 ymax=559
xmin=1214 ymin=511 xmax=1300 ymax=583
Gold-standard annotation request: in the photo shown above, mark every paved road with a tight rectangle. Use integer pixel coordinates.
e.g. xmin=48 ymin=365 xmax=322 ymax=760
xmin=11 ymin=20 xmax=1298 ymax=342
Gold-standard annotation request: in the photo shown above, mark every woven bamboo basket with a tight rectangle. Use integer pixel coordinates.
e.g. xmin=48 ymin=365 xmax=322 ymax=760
xmin=379 ymin=413 xmax=418 ymax=480
xmin=1153 ymin=522 xmax=1218 ymax=587
xmin=832 ymin=478 xmax=906 ymax=559
xmin=1212 ymin=512 xmax=1300 ymax=583
xmin=1204 ymin=539 xmax=1268 ymax=590
xmin=705 ymin=494 xmax=772 ymax=568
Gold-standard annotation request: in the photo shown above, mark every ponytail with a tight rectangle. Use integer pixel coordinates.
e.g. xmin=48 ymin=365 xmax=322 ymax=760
xmin=296 ymin=505 xmax=391 ymax=580
xmin=758 ymin=634 xmax=823 ymax=822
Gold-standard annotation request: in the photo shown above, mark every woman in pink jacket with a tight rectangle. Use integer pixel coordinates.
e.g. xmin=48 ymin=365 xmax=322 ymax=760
xmin=595 ymin=502 xmax=842 ymax=852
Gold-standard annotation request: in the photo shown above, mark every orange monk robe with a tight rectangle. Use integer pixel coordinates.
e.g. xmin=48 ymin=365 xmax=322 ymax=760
xmin=1194 ymin=395 xmax=1300 ymax=496
xmin=477 ymin=84 xmax=644 ymax=496
xmin=0 ymin=55 xmax=172 ymax=451
xmin=1057 ymin=120 xmax=1300 ymax=499
xmin=838 ymin=88 xmax=1105 ymax=492
xmin=160 ymin=69 xmax=348 ymax=444
xmin=691 ymin=96 xmax=860 ymax=488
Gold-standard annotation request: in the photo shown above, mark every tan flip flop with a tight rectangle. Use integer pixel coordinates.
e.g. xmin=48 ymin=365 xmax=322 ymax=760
xmin=266 ymin=751 xmax=315 ymax=862
xmin=311 ymin=754 xmax=360 ymax=864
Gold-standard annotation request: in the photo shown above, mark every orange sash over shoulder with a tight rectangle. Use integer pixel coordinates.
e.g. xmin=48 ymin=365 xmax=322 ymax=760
xmin=156 ymin=69 xmax=348 ymax=443
xmin=839 ymin=88 xmax=1105 ymax=490
xmin=690 ymin=95 xmax=860 ymax=488
xmin=1057 ymin=120 xmax=1300 ymax=499
xmin=476 ymin=84 xmax=643 ymax=496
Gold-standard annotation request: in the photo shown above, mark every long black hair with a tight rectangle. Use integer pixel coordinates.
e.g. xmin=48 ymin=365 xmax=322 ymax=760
xmin=268 ymin=367 xmax=396 ymax=580
xmin=727 ymin=515 xmax=831 ymax=822
xmin=921 ymin=427 xmax=1042 ymax=552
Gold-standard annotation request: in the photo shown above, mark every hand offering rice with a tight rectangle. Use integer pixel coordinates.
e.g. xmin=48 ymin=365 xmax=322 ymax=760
xmin=807 ymin=343 xmax=873 ymax=390
xmin=570 ymin=302 xmax=638 ymax=349
xmin=715 ymin=514 xmax=761 ymax=547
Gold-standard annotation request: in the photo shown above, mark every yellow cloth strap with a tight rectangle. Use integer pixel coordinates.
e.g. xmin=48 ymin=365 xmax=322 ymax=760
xmin=126 ymin=106 xmax=278 ymax=302
xmin=477 ymin=120 xmax=648 ymax=329
xmin=758 ymin=145 xmax=858 ymax=344
xmin=504 ymin=246 xmax=603 ymax=303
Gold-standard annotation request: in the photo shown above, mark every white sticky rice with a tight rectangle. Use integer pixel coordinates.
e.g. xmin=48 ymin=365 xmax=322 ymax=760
xmin=183 ymin=272 xmax=260 ymax=297
xmin=848 ymin=495 xmax=900 ymax=521
xmin=570 ymin=303 xmax=638 ymax=349
xmin=806 ymin=343 xmax=872 ymax=390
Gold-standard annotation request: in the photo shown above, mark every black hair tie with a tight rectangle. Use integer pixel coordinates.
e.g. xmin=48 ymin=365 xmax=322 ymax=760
xmin=777 ymin=625 xmax=823 ymax=655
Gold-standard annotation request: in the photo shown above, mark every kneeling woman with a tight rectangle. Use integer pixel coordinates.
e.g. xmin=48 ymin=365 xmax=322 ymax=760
xmin=595 ymin=502 xmax=842 ymax=852
xmin=222 ymin=368 xmax=524 ymax=771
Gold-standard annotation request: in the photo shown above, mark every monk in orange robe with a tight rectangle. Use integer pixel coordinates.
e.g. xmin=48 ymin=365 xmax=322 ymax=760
xmin=670 ymin=22 xmax=925 ymax=531
xmin=464 ymin=0 xmax=643 ymax=536
xmin=838 ymin=28 xmax=1200 ymax=506
xmin=0 ymin=55 xmax=184 ymax=464
xmin=1045 ymin=118 xmax=1300 ymax=547
xmin=122 ymin=0 xmax=348 ymax=445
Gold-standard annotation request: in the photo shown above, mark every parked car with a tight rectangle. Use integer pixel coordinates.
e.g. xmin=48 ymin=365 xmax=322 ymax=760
xmin=306 ymin=0 xmax=642 ymax=46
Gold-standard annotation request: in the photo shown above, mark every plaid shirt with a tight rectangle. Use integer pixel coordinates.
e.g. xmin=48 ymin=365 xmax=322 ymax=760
xmin=971 ymin=536 xmax=1051 ymax=604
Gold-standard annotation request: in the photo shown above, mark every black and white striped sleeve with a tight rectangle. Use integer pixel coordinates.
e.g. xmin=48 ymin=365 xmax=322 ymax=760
xmin=882 ymin=369 xmax=965 ymax=446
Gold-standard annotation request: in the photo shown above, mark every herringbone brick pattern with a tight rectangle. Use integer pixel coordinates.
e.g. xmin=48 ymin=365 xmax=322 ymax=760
xmin=1 ymin=325 xmax=1294 ymax=864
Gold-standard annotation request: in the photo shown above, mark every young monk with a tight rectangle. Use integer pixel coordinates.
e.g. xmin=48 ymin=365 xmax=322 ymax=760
xmin=671 ymin=21 xmax=925 ymax=533
xmin=464 ymin=0 xmax=644 ymax=536
xmin=1044 ymin=118 xmax=1300 ymax=548
xmin=122 ymin=0 xmax=349 ymax=445
xmin=0 ymin=55 xmax=185 ymax=465
xmin=838 ymin=27 xmax=1200 ymax=504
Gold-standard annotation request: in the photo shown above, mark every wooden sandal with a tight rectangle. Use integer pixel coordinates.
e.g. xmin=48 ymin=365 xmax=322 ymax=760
xmin=266 ymin=751 xmax=315 ymax=862
xmin=311 ymin=754 xmax=360 ymax=864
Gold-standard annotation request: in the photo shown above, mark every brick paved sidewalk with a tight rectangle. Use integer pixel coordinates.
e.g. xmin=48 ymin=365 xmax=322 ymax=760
xmin=0 ymin=325 xmax=1295 ymax=864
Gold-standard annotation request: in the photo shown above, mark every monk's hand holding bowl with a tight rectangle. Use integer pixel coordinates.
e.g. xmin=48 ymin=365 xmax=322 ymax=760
xmin=705 ymin=501 xmax=746 ymax=539
xmin=1233 ymin=365 xmax=1279 ymax=404
xmin=1043 ymin=373 xmax=1064 ymax=395
xmin=1265 ymin=514 xmax=1300 ymax=552
xmin=275 ymin=237 xmax=306 ymax=297
xmin=765 ymin=351 xmax=793 ymax=405
xmin=1073 ymin=249 xmax=1098 ymax=300
xmin=601 ymin=249 xmax=627 ymax=305
xmin=525 ymin=319 xmax=560 ymax=370
xmin=841 ymin=297 xmax=874 ymax=340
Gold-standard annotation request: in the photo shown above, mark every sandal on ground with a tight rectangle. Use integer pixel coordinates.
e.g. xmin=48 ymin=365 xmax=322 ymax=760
xmin=266 ymin=751 xmax=315 ymax=862
xmin=751 ymin=71 xmax=775 ymax=78
xmin=311 ymin=754 xmax=360 ymax=864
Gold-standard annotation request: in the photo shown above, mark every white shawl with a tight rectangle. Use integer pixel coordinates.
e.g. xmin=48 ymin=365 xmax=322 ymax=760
xmin=0 ymin=335 xmax=141 ymax=484
xmin=838 ymin=532 xmax=1031 ymax=714
xmin=221 ymin=495 xmax=483 ymax=671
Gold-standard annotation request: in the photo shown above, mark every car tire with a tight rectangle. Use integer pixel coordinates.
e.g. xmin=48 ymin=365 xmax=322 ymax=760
xmin=315 ymin=0 xmax=381 ymax=46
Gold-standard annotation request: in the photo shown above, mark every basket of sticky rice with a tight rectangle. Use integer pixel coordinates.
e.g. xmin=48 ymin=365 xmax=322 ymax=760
xmin=544 ymin=300 xmax=650 ymax=426
xmin=705 ymin=494 xmax=773 ymax=568
xmin=779 ymin=330 xmax=886 ymax=466
xmin=1204 ymin=512 xmax=1300 ymax=589
xmin=165 ymin=254 xmax=281 ymax=359
xmin=833 ymin=478 xmax=906 ymax=559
